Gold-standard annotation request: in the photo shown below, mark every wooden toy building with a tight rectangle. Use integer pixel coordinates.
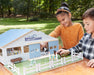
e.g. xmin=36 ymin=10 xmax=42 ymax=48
xmin=0 ymin=29 xmax=59 ymax=65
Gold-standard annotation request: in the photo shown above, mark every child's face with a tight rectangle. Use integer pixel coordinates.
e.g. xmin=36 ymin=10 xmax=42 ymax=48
xmin=83 ymin=17 xmax=94 ymax=34
xmin=56 ymin=14 xmax=71 ymax=27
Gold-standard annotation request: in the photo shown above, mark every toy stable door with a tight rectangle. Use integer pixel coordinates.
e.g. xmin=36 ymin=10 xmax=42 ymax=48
xmin=29 ymin=43 xmax=41 ymax=59
xmin=48 ymin=40 xmax=59 ymax=54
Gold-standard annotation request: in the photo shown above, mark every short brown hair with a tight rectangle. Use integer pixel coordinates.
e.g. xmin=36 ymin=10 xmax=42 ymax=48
xmin=82 ymin=8 xmax=94 ymax=20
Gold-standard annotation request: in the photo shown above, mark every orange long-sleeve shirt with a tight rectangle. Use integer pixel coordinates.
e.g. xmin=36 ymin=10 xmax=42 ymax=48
xmin=49 ymin=23 xmax=84 ymax=49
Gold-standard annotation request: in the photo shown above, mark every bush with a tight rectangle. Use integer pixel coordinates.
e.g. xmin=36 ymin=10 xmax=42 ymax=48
xmin=39 ymin=12 xmax=53 ymax=18
xmin=29 ymin=17 xmax=39 ymax=21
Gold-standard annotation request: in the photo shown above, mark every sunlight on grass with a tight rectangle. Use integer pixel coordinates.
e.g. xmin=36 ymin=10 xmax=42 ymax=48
xmin=0 ymin=24 xmax=47 ymax=30
xmin=18 ymin=19 xmax=26 ymax=21
xmin=0 ymin=18 xmax=3 ymax=20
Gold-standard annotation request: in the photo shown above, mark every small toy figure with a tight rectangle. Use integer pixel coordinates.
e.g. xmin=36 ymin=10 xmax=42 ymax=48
xmin=49 ymin=52 xmax=51 ymax=61
xmin=54 ymin=51 xmax=57 ymax=60
xmin=49 ymin=50 xmax=61 ymax=61
xmin=49 ymin=51 xmax=55 ymax=61
xmin=54 ymin=50 xmax=61 ymax=60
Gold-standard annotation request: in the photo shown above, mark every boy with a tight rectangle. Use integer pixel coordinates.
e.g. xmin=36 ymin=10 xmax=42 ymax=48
xmin=57 ymin=8 xmax=94 ymax=68
xmin=41 ymin=2 xmax=84 ymax=50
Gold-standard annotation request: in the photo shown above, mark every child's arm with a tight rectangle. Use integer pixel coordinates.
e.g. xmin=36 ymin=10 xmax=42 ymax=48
xmin=57 ymin=33 xmax=86 ymax=55
xmin=49 ymin=25 xmax=61 ymax=38
xmin=69 ymin=33 xmax=85 ymax=53
xmin=56 ymin=39 xmax=83 ymax=55
xmin=87 ymin=59 xmax=94 ymax=68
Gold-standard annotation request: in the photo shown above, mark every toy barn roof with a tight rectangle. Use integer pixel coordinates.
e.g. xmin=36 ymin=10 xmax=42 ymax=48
xmin=0 ymin=29 xmax=33 ymax=47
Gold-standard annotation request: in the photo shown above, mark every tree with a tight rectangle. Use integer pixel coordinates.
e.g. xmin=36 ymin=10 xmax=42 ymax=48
xmin=66 ymin=0 xmax=94 ymax=19
xmin=27 ymin=0 xmax=30 ymax=21
xmin=0 ymin=0 xmax=11 ymax=17
xmin=0 ymin=0 xmax=94 ymax=19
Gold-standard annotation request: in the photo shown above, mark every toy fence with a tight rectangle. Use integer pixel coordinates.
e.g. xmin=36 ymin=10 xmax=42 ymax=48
xmin=7 ymin=62 xmax=20 ymax=75
xmin=23 ymin=52 xmax=83 ymax=75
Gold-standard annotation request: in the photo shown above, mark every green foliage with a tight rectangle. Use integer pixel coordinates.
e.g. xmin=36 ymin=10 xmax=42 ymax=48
xmin=0 ymin=0 xmax=11 ymax=17
xmin=29 ymin=17 xmax=39 ymax=21
xmin=0 ymin=0 xmax=94 ymax=19
xmin=66 ymin=0 xmax=94 ymax=19
xmin=39 ymin=12 xmax=52 ymax=18
xmin=12 ymin=0 xmax=27 ymax=15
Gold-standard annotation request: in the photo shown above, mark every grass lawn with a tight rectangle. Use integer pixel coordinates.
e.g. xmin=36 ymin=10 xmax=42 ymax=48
xmin=0 ymin=18 xmax=59 ymax=34
xmin=0 ymin=18 xmax=83 ymax=46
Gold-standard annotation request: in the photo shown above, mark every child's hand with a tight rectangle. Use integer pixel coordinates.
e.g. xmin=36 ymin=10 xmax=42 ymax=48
xmin=57 ymin=49 xmax=70 ymax=55
xmin=87 ymin=59 xmax=94 ymax=68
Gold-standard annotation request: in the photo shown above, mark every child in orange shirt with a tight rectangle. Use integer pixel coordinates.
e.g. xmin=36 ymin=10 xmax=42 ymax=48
xmin=57 ymin=8 xmax=94 ymax=68
xmin=41 ymin=2 xmax=84 ymax=50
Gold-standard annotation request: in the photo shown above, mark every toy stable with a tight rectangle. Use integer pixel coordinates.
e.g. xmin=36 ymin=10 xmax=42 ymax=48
xmin=0 ymin=29 xmax=59 ymax=65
